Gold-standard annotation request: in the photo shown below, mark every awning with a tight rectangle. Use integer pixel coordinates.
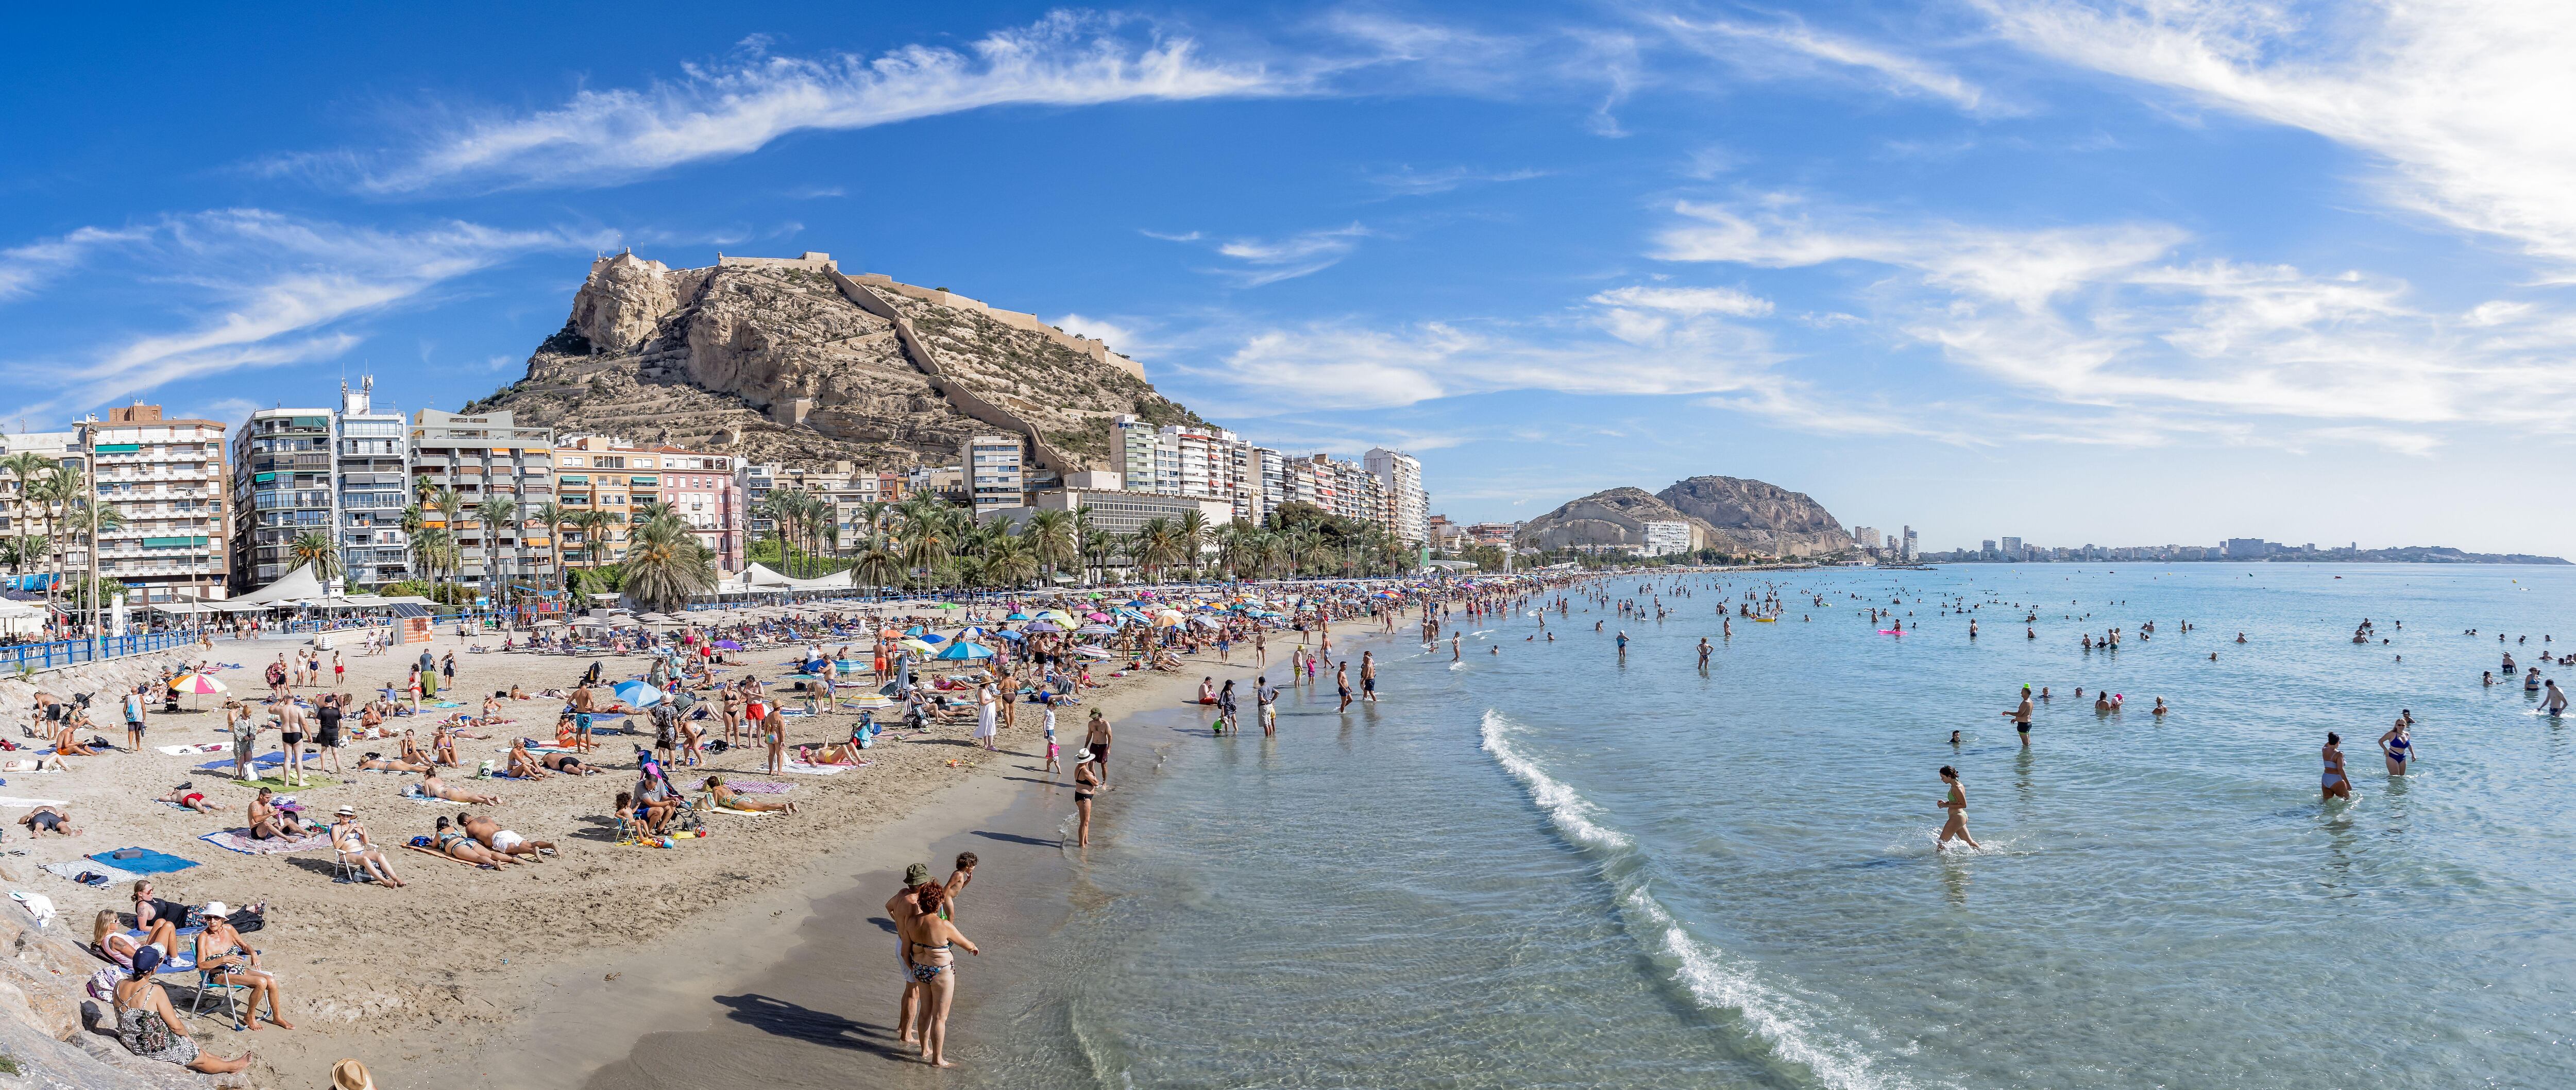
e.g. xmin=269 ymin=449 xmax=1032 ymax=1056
xmin=226 ymin=564 xmax=326 ymax=606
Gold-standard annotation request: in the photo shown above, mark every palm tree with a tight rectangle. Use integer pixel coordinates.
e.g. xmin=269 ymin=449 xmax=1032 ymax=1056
xmin=290 ymin=530 xmax=343 ymax=583
xmin=477 ymin=497 xmax=522 ymax=604
xmin=531 ymin=501 xmax=569 ymax=597
xmin=1176 ymin=509 xmax=1208 ymax=579
xmin=0 ymin=451 xmax=53 ymax=585
xmin=571 ymin=509 xmax=619 ymax=569
xmin=619 ymin=516 xmax=716 ymax=614
xmin=900 ymin=504 xmax=955 ymax=591
xmin=1026 ymin=508 xmax=1077 ymax=585
xmin=1081 ymin=527 xmax=1116 ymax=585
xmin=854 ymin=543 xmax=902 ymax=591
xmin=854 ymin=500 xmax=891 ymax=551
xmin=410 ymin=526 xmax=457 ymax=583
xmin=986 ymin=533 xmax=1038 ymax=589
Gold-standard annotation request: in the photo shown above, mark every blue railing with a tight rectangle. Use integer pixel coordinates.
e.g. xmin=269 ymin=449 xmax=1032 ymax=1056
xmin=0 ymin=629 xmax=201 ymax=672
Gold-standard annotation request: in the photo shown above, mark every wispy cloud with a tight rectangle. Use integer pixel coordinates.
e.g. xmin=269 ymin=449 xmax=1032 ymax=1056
xmin=0 ymin=226 xmax=150 ymax=301
xmin=1981 ymin=0 xmax=2576 ymax=262
xmin=1660 ymin=15 xmax=1991 ymax=112
xmin=1158 ymin=224 xmax=1371 ymax=286
xmin=1365 ymin=164 xmax=1548 ymax=197
xmin=320 ymin=12 xmax=1290 ymax=194
xmin=1 ymin=210 xmax=604 ymax=420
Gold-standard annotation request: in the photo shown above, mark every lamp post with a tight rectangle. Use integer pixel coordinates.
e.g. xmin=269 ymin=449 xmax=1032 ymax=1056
xmin=76 ymin=413 xmax=100 ymax=660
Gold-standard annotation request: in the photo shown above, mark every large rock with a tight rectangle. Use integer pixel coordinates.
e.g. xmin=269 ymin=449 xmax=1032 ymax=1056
xmin=1516 ymin=488 xmax=1706 ymax=553
xmin=569 ymin=252 xmax=686 ymax=354
xmin=1655 ymin=475 xmax=1853 ymax=557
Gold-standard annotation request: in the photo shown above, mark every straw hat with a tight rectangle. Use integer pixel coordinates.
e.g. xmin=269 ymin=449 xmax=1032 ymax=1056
xmin=332 ymin=1058 xmax=378 ymax=1090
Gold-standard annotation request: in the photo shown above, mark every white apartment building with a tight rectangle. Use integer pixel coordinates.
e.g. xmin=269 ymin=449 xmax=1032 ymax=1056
xmin=1364 ymin=447 xmax=1428 ymax=546
xmin=82 ymin=405 xmax=230 ymax=603
xmin=1854 ymin=526 xmax=1883 ymax=549
xmin=1642 ymin=520 xmax=1693 ymax=557
xmin=410 ymin=408 xmax=555 ymax=593
xmin=335 ymin=378 xmax=412 ymax=588
xmin=0 ymin=431 xmax=81 ymax=591
xmin=963 ymin=434 xmax=1029 ymax=517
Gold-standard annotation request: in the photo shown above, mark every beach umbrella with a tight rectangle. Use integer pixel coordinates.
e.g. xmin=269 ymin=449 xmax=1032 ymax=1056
xmin=1152 ymin=614 xmax=1186 ymax=629
xmin=1074 ymin=646 xmax=1115 ymax=659
xmin=1086 ymin=611 xmax=1111 ymax=622
xmin=992 ymin=630 xmax=1025 ymax=642
xmin=952 ymin=626 xmax=990 ymax=641
xmin=715 ymin=639 xmax=743 ymax=651
xmin=899 ymin=638 xmax=938 ymax=655
xmin=1005 ymin=612 xmax=1029 ymax=621
xmin=1026 ymin=620 xmax=1064 ymax=634
xmin=1076 ymin=624 xmax=1117 ymax=636
xmin=613 ymin=680 xmax=665 ymax=708
xmin=935 ymin=640 xmax=995 ymax=660
xmin=168 ymin=673 xmax=227 ymax=694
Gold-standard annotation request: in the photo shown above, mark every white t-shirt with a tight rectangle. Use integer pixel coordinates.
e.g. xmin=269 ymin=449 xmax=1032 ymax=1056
xmin=124 ymin=693 xmax=144 ymax=721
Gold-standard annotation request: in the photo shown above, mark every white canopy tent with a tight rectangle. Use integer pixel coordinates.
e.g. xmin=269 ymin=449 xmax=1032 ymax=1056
xmin=224 ymin=563 xmax=327 ymax=607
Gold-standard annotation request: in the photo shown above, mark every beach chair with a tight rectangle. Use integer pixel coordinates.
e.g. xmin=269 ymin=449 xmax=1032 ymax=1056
xmin=189 ymin=965 xmax=250 ymax=1030
xmin=331 ymin=845 xmax=376 ymax=884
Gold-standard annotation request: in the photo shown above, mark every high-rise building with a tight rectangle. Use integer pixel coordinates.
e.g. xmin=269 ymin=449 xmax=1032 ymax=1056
xmin=1999 ymin=536 xmax=2023 ymax=560
xmin=1902 ymin=526 xmax=1918 ymax=561
xmin=1855 ymin=526 xmax=1883 ymax=549
xmin=411 ymin=408 xmax=555 ymax=595
xmin=232 ymin=406 xmax=337 ymax=592
xmin=81 ymin=405 xmax=229 ymax=603
xmin=1364 ymin=447 xmax=1429 ymax=546
xmin=963 ymin=434 xmax=1029 ymax=517
xmin=333 ymin=378 xmax=412 ymax=589
xmin=556 ymin=436 xmax=742 ymax=572
xmin=1641 ymin=520 xmax=1692 ymax=557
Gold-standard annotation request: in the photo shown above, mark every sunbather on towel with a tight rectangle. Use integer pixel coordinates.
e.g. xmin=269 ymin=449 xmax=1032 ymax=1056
xmin=502 ymin=739 xmax=552 ymax=779
xmin=247 ymin=788 xmax=307 ymax=840
xmin=16 ymin=805 xmax=78 ymax=836
xmin=459 ymin=812 xmax=553 ymax=859
xmin=703 ymin=774 xmax=797 ymax=813
xmin=156 ymin=785 xmax=215 ymax=813
xmin=430 ymin=816 xmax=520 ymax=867
xmin=540 ymin=751 xmax=598 ymax=775
xmin=52 ymin=723 xmax=103 ymax=757
xmin=132 ymin=879 xmax=266 ymax=932
xmin=2 ymin=754 xmax=68 ymax=773
xmin=356 ymin=752 xmax=431 ymax=773
xmin=416 ymin=770 xmax=501 ymax=806
xmin=797 ymin=743 xmax=868 ymax=768
xmin=92 ymin=909 xmax=176 ymax=967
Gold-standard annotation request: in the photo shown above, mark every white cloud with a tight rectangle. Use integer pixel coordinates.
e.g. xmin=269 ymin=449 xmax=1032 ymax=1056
xmin=1659 ymin=199 xmax=2576 ymax=432
xmin=1588 ymin=285 xmax=1774 ymax=317
xmin=1052 ymin=313 xmax=1143 ymax=353
xmin=2 ymin=210 xmax=604 ymax=420
xmin=0 ymin=226 xmax=149 ymax=301
xmin=1365 ymin=165 xmax=1548 ymax=196
xmin=1159 ymin=224 xmax=1371 ymax=286
xmin=342 ymin=12 xmax=1287 ymax=193
xmin=1981 ymin=0 xmax=2576 ymax=262
xmin=1660 ymin=15 xmax=1990 ymax=111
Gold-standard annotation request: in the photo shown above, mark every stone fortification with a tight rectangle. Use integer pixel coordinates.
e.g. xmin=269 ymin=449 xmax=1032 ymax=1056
xmin=470 ymin=252 xmax=1200 ymax=472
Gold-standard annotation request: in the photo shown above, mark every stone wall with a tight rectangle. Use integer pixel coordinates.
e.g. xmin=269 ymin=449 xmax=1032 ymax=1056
xmin=821 ymin=268 xmax=1084 ymax=481
xmin=845 ymin=272 xmax=1147 ymax=382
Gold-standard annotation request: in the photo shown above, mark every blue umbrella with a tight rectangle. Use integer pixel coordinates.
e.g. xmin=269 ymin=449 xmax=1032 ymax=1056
xmin=934 ymin=640 xmax=995 ymax=660
xmin=613 ymin=680 xmax=665 ymax=708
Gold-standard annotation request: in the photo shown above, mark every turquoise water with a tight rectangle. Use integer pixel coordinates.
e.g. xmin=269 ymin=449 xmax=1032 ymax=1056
xmin=964 ymin=564 xmax=2576 ymax=1088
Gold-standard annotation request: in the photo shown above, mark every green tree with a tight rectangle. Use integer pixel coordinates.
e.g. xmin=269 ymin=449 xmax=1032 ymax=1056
xmin=621 ymin=513 xmax=716 ymax=613
xmin=289 ymin=530 xmax=343 ymax=583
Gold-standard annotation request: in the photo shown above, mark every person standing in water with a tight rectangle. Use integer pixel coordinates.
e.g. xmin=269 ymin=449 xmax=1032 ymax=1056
xmin=2378 ymin=718 xmax=2413 ymax=775
xmin=1451 ymin=634 xmax=1461 ymax=662
xmin=2542 ymin=679 xmax=2570 ymax=717
xmin=1697 ymin=637 xmax=1711 ymax=669
xmin=2004 ymin=687 xmax=2033 ymax=746
xmin=2320 ymin=732 xmax=2352 ymax=801
xmin=1936 ymin=767 xmax=1980 ymax=850
xmin=1360 ymin=651 xmax=1378 ymax=703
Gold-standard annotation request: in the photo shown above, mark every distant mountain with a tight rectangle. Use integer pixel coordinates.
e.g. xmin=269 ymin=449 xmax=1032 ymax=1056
xmin=1517 ymin=476 xmax=1855 ymax=558
xmin=468 ymin=251 xmax=1204 ymax=473
xmin=2310 ymin=547 xmax=2569 ymax=565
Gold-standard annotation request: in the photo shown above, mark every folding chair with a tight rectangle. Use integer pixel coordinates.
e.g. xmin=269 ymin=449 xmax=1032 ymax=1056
xmin=189 ymin=966 xmax=250 ymax=1030
xmin=331 ymin=846 xmax=374 ymax=884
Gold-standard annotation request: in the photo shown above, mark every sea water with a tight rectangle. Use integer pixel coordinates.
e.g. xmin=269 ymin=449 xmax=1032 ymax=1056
xmin=952 ymin=564 xmax=2576 ymax=1088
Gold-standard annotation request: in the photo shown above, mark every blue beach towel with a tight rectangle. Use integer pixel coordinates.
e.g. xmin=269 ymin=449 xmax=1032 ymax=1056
xmin=195 ymin=751 xmax=285 ymax=771
xmin=88 ymin=847 xmax=199 ymax=875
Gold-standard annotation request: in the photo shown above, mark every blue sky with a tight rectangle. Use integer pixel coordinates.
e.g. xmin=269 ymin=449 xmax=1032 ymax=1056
xmin=6 ymin=2 xmax=2573 ymax=553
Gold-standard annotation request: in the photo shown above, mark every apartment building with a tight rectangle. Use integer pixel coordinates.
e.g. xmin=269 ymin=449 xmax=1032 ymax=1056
xmin=334 ymin=378 xmax=411 ymax=588
xmin=411 ymin=408 xmax=555 ymax=593
xmin=1364 ymin=447 xmax=1428 ymax=546
xmin=963 ymin=434 xmax=1029 ymax=517
xmin=657 ymin=448 xmax=745 ymax=572
xmin=231 ymin=407 xmax=335 ymax=592
xmin=81 ymin=405 xmax=228 ymax=603
xmin=553 ymin=437 xmax=740 ymax=571
xmin=0 ymin=432 xmax=81 ymax=589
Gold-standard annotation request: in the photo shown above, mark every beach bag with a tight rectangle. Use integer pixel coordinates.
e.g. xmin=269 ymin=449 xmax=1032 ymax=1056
xmin=84 ymin=965 xmax=123 ymax=1001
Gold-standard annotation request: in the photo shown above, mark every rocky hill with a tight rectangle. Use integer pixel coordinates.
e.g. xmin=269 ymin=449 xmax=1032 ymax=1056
xmin=1656 ymin=475 xmax=1854 ymax=557
xmin=1518 ymin=476 xmax=1854 ymax=558
xmin=467 ymin=251 xmax=1205 ymax=473
xmin=1516 ymin=487 xmax=1708 ymax=553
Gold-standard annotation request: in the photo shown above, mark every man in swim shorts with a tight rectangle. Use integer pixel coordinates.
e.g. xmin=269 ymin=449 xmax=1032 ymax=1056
xmin=2005 ymin=687 xmax=2033 ymax=745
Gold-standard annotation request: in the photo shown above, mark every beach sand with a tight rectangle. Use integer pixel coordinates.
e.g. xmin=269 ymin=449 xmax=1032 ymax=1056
xmin=14 ymin=616 xmax=1291 ymax=1087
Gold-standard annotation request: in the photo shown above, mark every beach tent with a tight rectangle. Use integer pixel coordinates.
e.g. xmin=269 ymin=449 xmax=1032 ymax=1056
xmin=742 ymin=563 xmax=855 ymax=590
xmin=225 ymin=563 xmax=326 ymax=607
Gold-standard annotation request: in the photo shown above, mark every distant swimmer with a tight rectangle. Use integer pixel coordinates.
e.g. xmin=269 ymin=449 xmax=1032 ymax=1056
xmin=2544 ymin=679 xmax=2570 ymax=716
xmin=2236 ymin=633 xmax=2248 ymax=643
xmin=1615 ymin=631 xmax=1629 ymax=653
xmin=2527 ymin=667 xmax=2544 ymax=692
xmin=1452 ymin=635 xmax=1461 ymax=661
xmin=1935 ymin=766 xmax=1981 ymax=850
xmin=2379 ymin=718 xmax=2413 ymax=775
xmin=2482 ymin=670 xmax=2496 ymax=686
xmin=1950 ymin=730 xmax=1962 ymax=747
xmin=2321 ymin=733 xmax=2352 ymax=802
xmin=2004 ymin=687 xmax=2034 ymax=746
xmin=2095 ymin=691 xmax=2116 ymax=713
xmin=2026 ymin=627 xmax=2036 ymax=640
xmin=2152 ymin=697 xmax=2168 ymax=717
xmin=1969 ymin=620 xmax=1977 ymax=639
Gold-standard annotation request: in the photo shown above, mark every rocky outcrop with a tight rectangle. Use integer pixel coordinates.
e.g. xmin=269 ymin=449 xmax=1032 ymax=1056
xmin=473 ymin=253 xmax=1204 ymax=473
xmin=1655 ymin=475 xmax=1853 ymax=557
xmin=1515 ymin=488 xmax=1705 ymax=552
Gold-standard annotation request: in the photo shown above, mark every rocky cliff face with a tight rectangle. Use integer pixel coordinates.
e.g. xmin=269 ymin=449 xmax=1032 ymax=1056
xmin=1515 ymin=487 xmax=1705 ymax=552
xmin=472 ymin=253 xmax=1202 ymax=472
xmin=1655 ymin=475 xmax=1853 ymax=557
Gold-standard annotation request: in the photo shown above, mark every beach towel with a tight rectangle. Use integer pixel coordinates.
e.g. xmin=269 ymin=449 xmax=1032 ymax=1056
xmin=42 ymin=860 xmax=142 ymax=887
xmin=778 ymin=758 xmax=851 ymax=776
xmin=157 ymin=743 xmax=228 ymax=756
xmin=722 ymin=781 xmax=792 ymax=794
xmin=711 ymin=804 xmax=781 ymax=818
xmin=114 ymin=930 xmax=197 ymax=973
xmin=233 ymin=774 xmax=337 ymax=791
xmin=196 ymin=751 xmax=286 ymax=771
xmin=8 ymin=891 xmax=54 ymax=928
xmin=88 ymin=848 xmax=198 ymax=875
xmin=0 ymin=796 xmax=69 ymax=808
xmin=199 ymin=829 xmax=332 ymax=856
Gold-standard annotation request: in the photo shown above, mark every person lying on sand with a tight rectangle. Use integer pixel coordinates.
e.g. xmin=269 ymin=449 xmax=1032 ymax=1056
xmin=17 ymin=805 xmax=78 ymax=836
xmin=415 ymin=770 xmax=501 ymax=806
xmin=356 ymin=752 xmax=432 ymax=773
xmin=540 ymin=750 xmax=598 ymax=775
xmin=459 ymin=812 xmax=553 ymax=859
xmin=93 ymin=908 xmax=177 ymax=968
xmin=703 ymin=774 xmax=797 ymax=813
xmin=247 ymin=788 xmax=306 ymax=840
xmin=797 ymin=742 xmax=868 ymax=768
xmin=2 ymin=754 xmax=69 ymax=773
xmin=157 ymin=785 xmax=216 ymax=813
xmin=430 ymin=816 xmax=522 ymax=867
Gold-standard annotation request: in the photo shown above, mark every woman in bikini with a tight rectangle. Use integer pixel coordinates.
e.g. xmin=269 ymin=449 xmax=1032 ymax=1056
xmin=2379 ymin=718 xmax=2414 ymax=776
xmin=92 ymin=908 xmax=177 ymax=969
xmin=416 ymin=770 xmax=502 ymax=806
xmin=899 ymin=883 xmax=979 ymax=1068
xmin=431 ymin=816 xmax=520 ymax=867
xmin=702 ymin=775 xmax=798 ymax=814
xmin=194 ymin=904 xmax=293 ymax=1029
xmin=504 ymin=739 xmax=552 ymax=779
xmin=1073 ymin=755 xmax=1100 ymax=847
xmin=2321 ymin=732 xmax=2353 ymax=801
xmin=1935 ymin=766 xmax=1981 ymax=850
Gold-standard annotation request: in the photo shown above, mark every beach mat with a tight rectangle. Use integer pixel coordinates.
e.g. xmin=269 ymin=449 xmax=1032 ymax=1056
xmin=199 ymin=829 xmax=332 ymax=856
xmin=157 ymin=743 xmax=228 ymax=756
xmin=0 ymin=796 xmax=70 ymax=807
xmin=721 ymin=781 xmax=792 ymax=794
xmin=42 ymin=860 xmax=142 ymax=887
xmin=196 ymin=751 xmax=285 ymax=771
xmin=88 ymin=847 xmax=198 ymax=875
xmin=778 ymin=758 xmax=853 ymax=775
xmin=711 ymin=804 xmax=781 ymax=818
